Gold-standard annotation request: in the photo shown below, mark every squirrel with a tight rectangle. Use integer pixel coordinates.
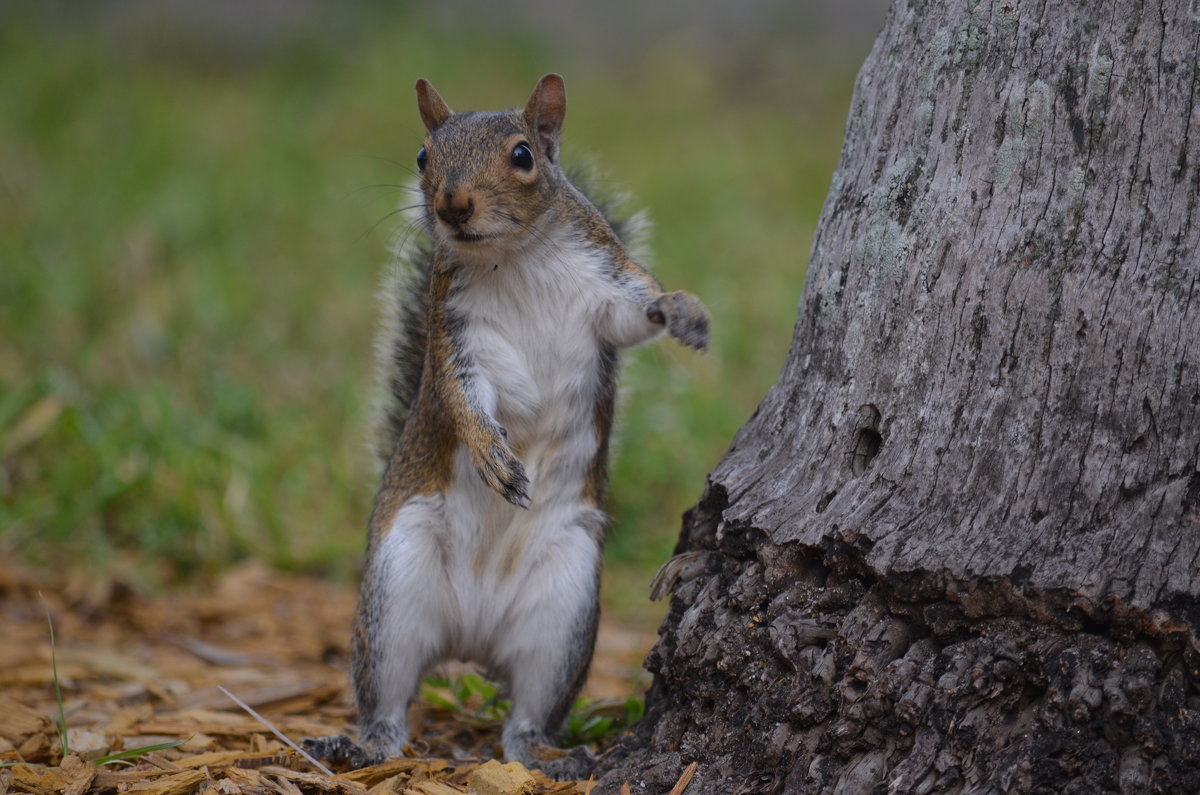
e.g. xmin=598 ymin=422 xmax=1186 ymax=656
xmin=305 ymin=74 xmax=710 ymax=779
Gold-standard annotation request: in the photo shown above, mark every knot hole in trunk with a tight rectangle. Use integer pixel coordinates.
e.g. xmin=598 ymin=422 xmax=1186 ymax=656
xmin=849 ymin=403 xmax=882 ymax=476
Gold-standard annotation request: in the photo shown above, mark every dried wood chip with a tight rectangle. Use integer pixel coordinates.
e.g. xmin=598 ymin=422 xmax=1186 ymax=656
xmin=0 ymin=695 xmax=52 ymax=742
xmin=268 ymin=773 xmax=305 ymax=795
xmin=466 ymin=759 xmax=535 ymax=795
xmin=216 ymin=765 xmax=271 ymax=789
xmin=59 ymin=647 xmax=162 ymax=683
xmin=0 ymin=662 xmax=71 ymax=690
xmin=403 ymin=782 xmax=467 ymax=795
xmin=367 ymin=773 xmax=411 ymax=794
xmin=65 ymin=728 xmax=109 ymax=761
xmin=17 ymin=728 xmax=53 ymax=762
xmin=180 ymin=732 xmax=218 ymax=752
xmin=94 ymin=768 xmax=174 ymax=788
xmin=540 ymin=781 xmax=595 ymax=794
xmin=337 ymin=758 xmax=430 ymax=786
xmin=175 ymin=754 xmax=286 ymax=773
xmin=261 ymin=765 xmax=368 ymax=794
xmin=167 ymin=708 xmax=254 ymax=725
xmin=168 ymin=635 xmax=261 ymax=666
xmin=101 ymin=704 xmax=155 ymax=735
xmin=237 ymin=752 xmax=301 ymax=769
xmin=123 ymin=768 xmax=207 ymax=795
xmin=176 ymin=749 xmax=272 ymax=768
xmin=9 ymin=761 xmax=72 ymax=795
xmin=142 ymin=751 xmax=184 ymax=771
xmin=0 ymin=562 xmax=653 ymax=795
xmin=134 ymin=720 xmax=266 ymax=736
xmin=177 ymin=681 xmax=332 ymax=711
xmin=60 ymin=754 xmax=98 ymax=795
xmin=402 ymin=759 xmax=450 ymax=783
xmin=120 ymin=734 xmax=192 ymax=752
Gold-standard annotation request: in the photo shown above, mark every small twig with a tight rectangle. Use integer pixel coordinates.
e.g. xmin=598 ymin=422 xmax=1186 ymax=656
xmin=218 ymin=685 xmax=334 ymax=777
xmin=667 ymin=761 xmax=698 ymax=795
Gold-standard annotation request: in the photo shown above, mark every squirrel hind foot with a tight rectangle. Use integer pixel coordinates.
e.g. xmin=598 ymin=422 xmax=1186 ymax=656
xmin=515 ymin=744 xmax=597 ymax=782
xmin=502 ymin=723 xmax=596 ymax=781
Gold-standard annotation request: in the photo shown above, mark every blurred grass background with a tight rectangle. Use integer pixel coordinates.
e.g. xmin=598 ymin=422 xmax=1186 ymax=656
xmin=0 ymin=1 xmax=882 ymax=620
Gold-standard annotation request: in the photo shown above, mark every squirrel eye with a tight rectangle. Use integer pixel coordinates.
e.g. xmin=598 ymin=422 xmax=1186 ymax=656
xmin=510 ymin=142 xmax=534 ymax=171
xmin=416 ymin=147 xmax=428 ymax=172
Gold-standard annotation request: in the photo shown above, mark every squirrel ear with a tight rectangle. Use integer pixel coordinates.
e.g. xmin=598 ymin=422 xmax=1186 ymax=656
xmin=415 ymin=78 xmax=453 ymax=133
xmin=523 ymin=73 xmax=566 ymax=163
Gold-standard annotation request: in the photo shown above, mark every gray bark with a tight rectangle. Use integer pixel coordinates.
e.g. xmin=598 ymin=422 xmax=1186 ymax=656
xmin=597 ymin=0 xmax=1200 ymax=792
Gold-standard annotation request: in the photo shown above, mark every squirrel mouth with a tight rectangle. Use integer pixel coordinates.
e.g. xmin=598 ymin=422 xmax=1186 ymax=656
xmin=450 ymin=230 xmax=492 ymax=244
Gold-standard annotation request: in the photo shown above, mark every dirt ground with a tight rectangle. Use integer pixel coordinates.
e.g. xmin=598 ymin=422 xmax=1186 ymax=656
xmin=0 ymin=561 xmax=671 ymax=794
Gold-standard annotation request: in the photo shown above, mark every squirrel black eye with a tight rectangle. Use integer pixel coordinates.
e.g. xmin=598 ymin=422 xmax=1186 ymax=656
xmin=416 ymin=147 xmax=428 ymax=172
xmin=510 ymin=142 xmax=534 ymax=171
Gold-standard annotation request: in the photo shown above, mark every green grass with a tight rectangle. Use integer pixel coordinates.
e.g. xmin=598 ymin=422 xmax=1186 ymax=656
xmin=421 ymin=671 xmax=644 ymax=748
xmin=0 ymin=7 xmax=859 ymax=609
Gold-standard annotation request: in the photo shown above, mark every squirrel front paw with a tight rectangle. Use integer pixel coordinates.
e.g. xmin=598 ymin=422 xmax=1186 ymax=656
xmin=302 ymin=734 xmax=381 ymax=770
xmin=473 ymin=431 xmax=531 ymax=508
xmin=647 ymin=291 xmax=710 ymax=351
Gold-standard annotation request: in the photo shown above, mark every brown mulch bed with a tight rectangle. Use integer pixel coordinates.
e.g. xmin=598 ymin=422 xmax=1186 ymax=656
xmin=0 ymin=561 xmax=663 ymax=794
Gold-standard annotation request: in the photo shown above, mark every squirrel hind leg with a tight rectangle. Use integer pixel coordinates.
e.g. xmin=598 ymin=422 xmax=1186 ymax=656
xmin=498 ymin=528 xmax=601 ymax=778
xmin=349 ymin=498 xmax=450 ymax=763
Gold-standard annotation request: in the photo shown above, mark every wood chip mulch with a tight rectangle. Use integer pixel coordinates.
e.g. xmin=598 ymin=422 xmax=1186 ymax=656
xmin=0 ymin=561 xmax=658 ymax=794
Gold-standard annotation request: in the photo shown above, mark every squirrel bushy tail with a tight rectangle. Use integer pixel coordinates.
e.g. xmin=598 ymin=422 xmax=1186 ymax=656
xmin=371 ymin=237 xmax=431 ymax=467
xmin=370 ymin=167 xmax=650 ymax=467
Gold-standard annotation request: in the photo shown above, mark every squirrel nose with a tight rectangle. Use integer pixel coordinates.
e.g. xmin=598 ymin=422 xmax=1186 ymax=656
xmin=435 ymin=189 xmax=475 ymax=227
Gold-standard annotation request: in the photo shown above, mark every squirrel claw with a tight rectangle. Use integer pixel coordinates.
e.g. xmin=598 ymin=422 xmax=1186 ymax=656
xmin=475 ymin=439 xmax=531 ymax=508
xmin=499 ymin=472 xmax=532 ymax=508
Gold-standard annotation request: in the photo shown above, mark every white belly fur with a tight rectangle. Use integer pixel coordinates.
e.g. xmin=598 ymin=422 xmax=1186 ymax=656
xmin=375 ymin=231 xmax=609 ymax=677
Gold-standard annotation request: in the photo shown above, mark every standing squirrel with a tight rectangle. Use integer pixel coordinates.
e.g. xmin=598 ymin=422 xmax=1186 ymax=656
xmin=307 ymin=74 xmax=710 ymax=778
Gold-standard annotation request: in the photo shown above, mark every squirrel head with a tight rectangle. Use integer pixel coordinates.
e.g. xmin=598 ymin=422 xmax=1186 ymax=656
xmin=413 ymin=74 xmax=568 ymax=250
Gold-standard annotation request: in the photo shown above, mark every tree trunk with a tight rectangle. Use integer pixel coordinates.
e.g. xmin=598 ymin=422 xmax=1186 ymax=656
xmin=597 ymin=0 xmax=1200 ymax=792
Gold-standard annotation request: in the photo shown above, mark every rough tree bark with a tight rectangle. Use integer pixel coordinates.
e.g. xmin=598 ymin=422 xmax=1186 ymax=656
xmin=597 ymin=0 xmax=1200 ymax=792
